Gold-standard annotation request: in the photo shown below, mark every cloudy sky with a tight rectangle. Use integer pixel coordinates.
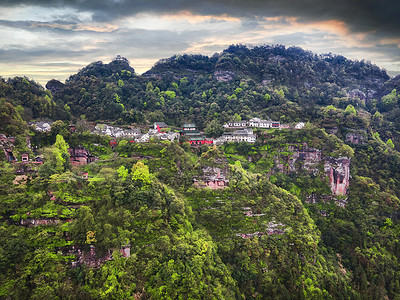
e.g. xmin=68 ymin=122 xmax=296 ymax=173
xmin=0 ymin=0 xmax=399 ymax=85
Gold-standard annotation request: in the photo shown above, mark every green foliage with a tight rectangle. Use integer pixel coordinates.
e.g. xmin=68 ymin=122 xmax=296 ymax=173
xmin=345 ymin=104 xmax=356 ymax=115
xmin=117 ymin=165 xmax=129 ymax=180
xmin=131 ymin=161 xmax=152 ymax=186
xmin=380 ymin=89 xmax=399 ymax=112
xmin=0 ymin=99 xmax=26 ymax=135
xmin=233 ymin=113 xmax=241 ymax=122
xmin=386 ymin=138 xmax=395 ymax=149
xmin=204 ymin=119 xmax=223 ymax=138
xmin=3 ymin=44 xmax=400 ymax=299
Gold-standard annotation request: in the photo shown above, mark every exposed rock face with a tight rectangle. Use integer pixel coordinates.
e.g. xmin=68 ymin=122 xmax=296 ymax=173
xmin=68 ymin=146 xmax=95 ymax=166
xmin=70 ymin=245 xmax=131 ymax=268
xmin=348 ymin=89 xmax=366 ymax=100
xmin=275 ymin=145 xmax=322 ymax=174
xmin=20 ymin=218 xmax=60 ymax=226
xmin=274 ymin=145 xmax=351 ymax=196
xmin=324 ymin=157 xmax=351 ymax=195
xmin=214 ymin=70 xmax=235 ymax=82
xmin=194 ymin=166 xmax=229 ymax=189
xmin=235 ymin=220 xmax=287 ymax=239
xmin=345 ymin=131 xmax=367 ymax=145
xmin=46 ymin=79 xmax=65 ymax=94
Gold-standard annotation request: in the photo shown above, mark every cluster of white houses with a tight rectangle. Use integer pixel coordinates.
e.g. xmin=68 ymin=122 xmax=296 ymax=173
xmin=94 ymin=124 xmax=142 ymax=138
xmin=218 ymin=128 xmax=256 ymax=144
xmin=100 ymin=119 xmax=286 ymax=146
xmin=27 ymin=117 xmax=303 ymax=149
xmin=223 ymin=118 xmax=280 ymax=129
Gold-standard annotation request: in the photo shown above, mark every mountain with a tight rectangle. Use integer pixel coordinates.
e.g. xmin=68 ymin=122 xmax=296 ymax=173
xmin=46 ymin=44 xmax=399 ymax=147
xmin=1 ymin=44 xmax=400 ymax=299
xmin=146 ymin=44 xmax=389 ymax=98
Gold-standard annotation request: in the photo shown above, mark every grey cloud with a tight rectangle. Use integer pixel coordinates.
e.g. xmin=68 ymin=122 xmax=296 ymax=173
xmin=0 ymin=19 xmax=119 ymax=34
xmin=0 ymin=0 xmax=399 ymax=39
xmin=0 ymin=0 xmax=399 ymax=82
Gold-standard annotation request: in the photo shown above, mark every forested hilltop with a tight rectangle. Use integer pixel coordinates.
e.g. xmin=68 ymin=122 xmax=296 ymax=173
xmin=1 ymin=44 xmax=400 ymax=299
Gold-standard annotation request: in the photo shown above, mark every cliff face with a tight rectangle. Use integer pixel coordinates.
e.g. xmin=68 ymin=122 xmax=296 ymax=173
xmin=214 ymin=70 xmax=235 ymax=82
xmin=194 ymin=166 xmax=229 ymax=189
xmin=345 ymin=130 xmax=367 ymax=145
xmin=275 ymin=145 xmax=350 ymax=196
xmin=324 ymin=157 xmax=351 ymax=195
xmin=275 ymin=145 xmax=322 ymax=175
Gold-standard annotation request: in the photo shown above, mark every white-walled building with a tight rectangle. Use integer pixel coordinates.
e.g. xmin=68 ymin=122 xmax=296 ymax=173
xmin=222 ymin=128 xmax=256 ymax=143
xmin=223 ymin=118 xmax=280 ymax=129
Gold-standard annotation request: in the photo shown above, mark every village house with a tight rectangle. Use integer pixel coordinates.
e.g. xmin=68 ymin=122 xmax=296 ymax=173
xmin=271 ymin=121 xmax=280 ymax=128
xmin=21 ymin=153 xmax=29 ymax=163
xmin=181 ymin=123 xmax=213 ymax=145
xmin=223 ymin=118 xmax=280 ymax=129
xmin=126 ymin=128 xmax=142 ymax=138
xmin=30 ymin=121 xmax=53 ymax=132
xmin=182 ymin=123 xmax=196 ymax=132
xmin=222 ymin=128 xmax=256 ymax=143
xmin=158 ymin=132 xmax=180 ymax=142
xmin=186 ymin=136 xmax=213 ymax=145
xmin=136 ymin=133 xmax=150 ymax=143
xmin=154 ymin=122 xmax=168 ymax=132
xmin=248 ymin=118 xmax=274 ymax=128
xmin=94 ymin=124 xmax=127 ymax=138
xmin=224 ymin=121 xmax=248 ymax=128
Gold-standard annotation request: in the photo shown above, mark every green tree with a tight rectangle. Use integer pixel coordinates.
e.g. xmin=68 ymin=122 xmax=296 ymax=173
xmin=50 ymin=120 xmax=69 ymax=139
xmin=380 ymin=89 xmax=398 ymax=112
xmin=39 ymin=135 xmax=70 ymax=175
xmin=386 ymin=139 xmax=395 ymax=149
xmin=131 ymin=161 xmax=152 ymax=186
xmin=71 ymin=206 xmax=97 ymax=246
xmin=233 ymin=113 xmax=241 ymax=122
xmin=345 ymin=104 xmax=356 ymax=115
xmin=205 ymin=119 xmax=223 ymax=138
xmin=55 ymin=134 xmax=70 ymax=170
xmin=117 ymin=165 xmax=129 ymax=181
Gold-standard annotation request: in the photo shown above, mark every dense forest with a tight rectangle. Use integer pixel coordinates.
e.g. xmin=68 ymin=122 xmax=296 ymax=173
xmin=1 ymin=44 xmax=400 ymax=299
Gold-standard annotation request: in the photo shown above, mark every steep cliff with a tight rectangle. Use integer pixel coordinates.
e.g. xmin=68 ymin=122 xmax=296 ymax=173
xmin=274 ymin=145 xmax=350 ymax=196
xmin=324 ymin=157 xmax=351 ymax=195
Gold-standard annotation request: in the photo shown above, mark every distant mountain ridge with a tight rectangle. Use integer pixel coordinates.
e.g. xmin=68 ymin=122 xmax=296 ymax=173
xmin=144 ymin=44 xmax=390 ymax=100
xmin=2 ymin=44 xmax=400 ymax=144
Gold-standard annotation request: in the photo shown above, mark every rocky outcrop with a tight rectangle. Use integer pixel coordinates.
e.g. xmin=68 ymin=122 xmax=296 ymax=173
xmin=348 ymin=89 xmax=366 ymax=100
xmin=46 ymin=79 xmax=65 ymax=94
xmin=275 ymin=145 xmax=322 ymax=174
xmin=324 ymin=157 xmax=351 ymax=195
xmin=235 ymin=220 xmax=287 ymax=239
xmin=20 ymin=218 xmax=61 ymax=226
xmin=274 ymin=144 xmax=351 ymax=196
xmin=70 ymin=245 xmax=131 ymax=268
xmin=345 ymin=130 xmax=367 ymax=145
xmin=214 ymin=70 xmax=235 ymax=82
xmin=194 ymin=166 xmax=229 ymax=189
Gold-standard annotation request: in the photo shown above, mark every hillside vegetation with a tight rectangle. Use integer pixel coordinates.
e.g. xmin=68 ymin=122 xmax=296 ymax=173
xmin=1 ymin=44 xmax=400 ymax=299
